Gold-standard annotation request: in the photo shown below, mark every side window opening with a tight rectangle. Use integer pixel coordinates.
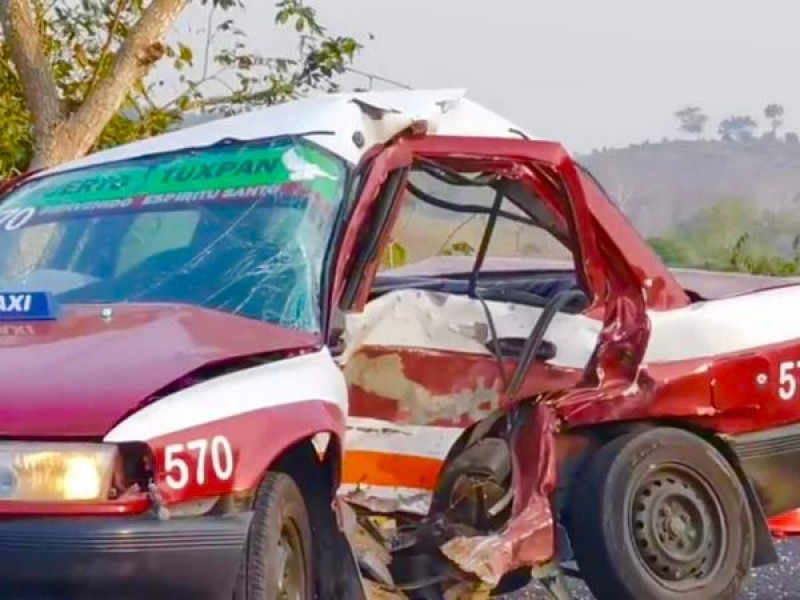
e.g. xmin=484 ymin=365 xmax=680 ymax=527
xmin=380 ymin=168 xmax=573 ymax=276
xmin=368 ymin=162 xmax=582 ymax=312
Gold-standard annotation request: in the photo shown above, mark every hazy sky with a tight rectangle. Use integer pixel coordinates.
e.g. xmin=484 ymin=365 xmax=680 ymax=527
xmin=168 ymin=0 xmax=800 ymax=153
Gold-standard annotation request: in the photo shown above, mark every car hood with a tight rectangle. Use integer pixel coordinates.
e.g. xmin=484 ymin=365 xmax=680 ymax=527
xmin=0 ymin=303 xmax=317 ymax=438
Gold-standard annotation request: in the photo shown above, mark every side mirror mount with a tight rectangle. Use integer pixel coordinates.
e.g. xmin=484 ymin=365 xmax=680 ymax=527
xmin=328 ymin=307 xmax=347 ymax=358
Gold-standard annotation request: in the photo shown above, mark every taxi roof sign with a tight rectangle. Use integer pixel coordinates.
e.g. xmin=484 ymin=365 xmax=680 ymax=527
xmin=0 ymin=292 xmax=60 ymax=321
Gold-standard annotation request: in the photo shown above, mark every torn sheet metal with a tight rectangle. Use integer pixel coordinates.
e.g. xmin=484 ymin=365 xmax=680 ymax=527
xmin=378 ymin=259 xmax=800 ymax=367
xmin=339 ymin=503 xmax=394 ymax=586
xmin=556 ymin=353 xmax=764 ymax=428
xmin=440 ymin=404 xmax=557 ymax=586
xmin=336 ymin=499 xmax=404 ymax=599
xmin=340 ymin=483 xmax=433 ymax=516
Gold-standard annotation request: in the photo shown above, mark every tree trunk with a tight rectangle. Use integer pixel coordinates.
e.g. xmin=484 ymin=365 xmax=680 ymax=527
xmin=0 ymin=0 xmax=64 ymax=156
xmin=0 ymin=0 xmax=189 ymax=171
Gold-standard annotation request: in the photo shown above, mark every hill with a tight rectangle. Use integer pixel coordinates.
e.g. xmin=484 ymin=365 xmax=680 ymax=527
xmin=578 ymin=139 xmax=800 ymax=238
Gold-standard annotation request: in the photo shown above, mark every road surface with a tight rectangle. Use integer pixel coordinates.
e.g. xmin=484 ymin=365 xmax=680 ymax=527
xmin=510 ymin=539 xmax=800 ymax=599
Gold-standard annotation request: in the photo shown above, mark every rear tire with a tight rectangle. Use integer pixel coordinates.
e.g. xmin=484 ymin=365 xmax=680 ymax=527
xmin=235 ymin=472 xmax=313 ymax=600
xmin=567 ymin=427 xmax=754 ymax=600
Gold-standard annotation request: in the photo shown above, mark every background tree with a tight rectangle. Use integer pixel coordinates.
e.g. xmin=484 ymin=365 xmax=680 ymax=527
xmin=728 ymin=232 xmax=800 ymax=276
xmin=0 ymin=0 xmax=360 ymax=178
xmin=643 ymin=198 xmax=800 ymax=276
xmin=647 ymin=236 xmax=692 ymax=267
xmin=718 ymin=115 xmax=758 ymax=142
xmin=764 ymin=103 xmax=785 ymax=138
xmin=674 ymin=106 xmax=708 ymax=139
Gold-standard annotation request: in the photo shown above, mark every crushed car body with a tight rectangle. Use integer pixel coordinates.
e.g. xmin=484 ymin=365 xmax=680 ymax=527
xmin=1 ymin=88 xmax=799 ymax=599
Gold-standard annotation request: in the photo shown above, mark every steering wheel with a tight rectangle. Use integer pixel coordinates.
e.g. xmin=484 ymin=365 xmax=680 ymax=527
xmin=505 ymin=288 xmax=589 ymax=397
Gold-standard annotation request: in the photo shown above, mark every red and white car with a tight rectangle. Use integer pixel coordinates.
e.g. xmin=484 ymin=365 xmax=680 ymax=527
xmin=1 ymin=89 xmax=800 ymax=600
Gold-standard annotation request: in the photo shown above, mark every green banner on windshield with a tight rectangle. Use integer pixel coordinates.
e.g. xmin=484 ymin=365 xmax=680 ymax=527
xmin=5 ymin=139 xmax=344 ymax=210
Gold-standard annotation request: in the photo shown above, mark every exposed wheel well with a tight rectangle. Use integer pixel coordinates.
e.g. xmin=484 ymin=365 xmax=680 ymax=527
xmin=254 ymin=435 xmax=365 ymax=600
xmin=272 ymin=434 xmax=341 ymax=501
xmin=440 ymin=410 xmax=510 ymax=467
xmin=380 ymin=411 xmax=778 ymax=576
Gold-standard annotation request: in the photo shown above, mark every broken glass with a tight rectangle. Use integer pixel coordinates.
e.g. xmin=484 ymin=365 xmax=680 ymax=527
xmin=0 ymin=137 xmax=348 ymax=333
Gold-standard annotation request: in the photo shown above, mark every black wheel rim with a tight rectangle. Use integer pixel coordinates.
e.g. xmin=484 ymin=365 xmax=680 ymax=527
xmin=276 ymin=518 xmax=307 ymax=600
xmin=627 ymin=462 xmax=726 ymax=591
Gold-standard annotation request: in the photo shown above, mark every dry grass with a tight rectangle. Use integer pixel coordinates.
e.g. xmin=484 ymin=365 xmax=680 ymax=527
xmin=390 ymin=211 xmax=571 ymax=265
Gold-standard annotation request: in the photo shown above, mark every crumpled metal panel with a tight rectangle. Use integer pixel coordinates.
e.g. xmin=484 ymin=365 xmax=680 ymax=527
xmin=440 ymin=404 xmax=557 ymax=586
xmin=345 ymin=347 xmax=502 ymax=425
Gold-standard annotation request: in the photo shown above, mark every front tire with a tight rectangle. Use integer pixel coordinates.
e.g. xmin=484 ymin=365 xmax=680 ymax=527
xmin=235 ymin=472 xmax=313 ymax=600
xmin=568 ymin=427 xmax=754 ymax=600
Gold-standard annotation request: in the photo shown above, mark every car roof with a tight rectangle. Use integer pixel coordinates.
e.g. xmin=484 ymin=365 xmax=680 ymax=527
xmin=41 ymin=89 xmax=539 ymax=178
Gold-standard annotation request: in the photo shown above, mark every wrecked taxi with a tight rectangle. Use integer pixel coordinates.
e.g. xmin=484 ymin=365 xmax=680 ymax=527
xmin=1 ymin=89 xmax=799 ymax=600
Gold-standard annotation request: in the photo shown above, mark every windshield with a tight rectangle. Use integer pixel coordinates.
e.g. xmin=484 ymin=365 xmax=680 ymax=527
xmin=0 ymin=137 xmax=347 ymax=333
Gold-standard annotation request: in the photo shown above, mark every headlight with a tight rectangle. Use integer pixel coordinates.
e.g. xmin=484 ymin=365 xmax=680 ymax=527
xmin=0 ymin=443 xmax=117 ymax=502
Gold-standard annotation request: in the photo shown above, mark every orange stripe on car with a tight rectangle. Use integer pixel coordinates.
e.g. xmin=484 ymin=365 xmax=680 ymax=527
xmin=342 ymin=450 xmax=444 ymax=490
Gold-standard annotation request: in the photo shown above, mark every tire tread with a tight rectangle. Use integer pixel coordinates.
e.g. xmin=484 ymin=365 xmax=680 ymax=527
xmin=567 ymin=427 xmax=753 ymax=600
xmin=234 ymin=471 xmax=312 ymax=600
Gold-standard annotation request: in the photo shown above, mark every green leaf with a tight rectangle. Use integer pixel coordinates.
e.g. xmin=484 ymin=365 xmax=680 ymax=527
xmin=381 ymin=241 xmax=408 ymax=269
xmin=178 ymin=43 xmax=194 ymax=64
xmin=441 ymin=241 xmax=475 ymax=257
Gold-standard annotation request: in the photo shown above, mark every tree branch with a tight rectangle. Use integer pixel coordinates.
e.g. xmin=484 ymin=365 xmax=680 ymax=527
xmin=37 ymin=0 xmax=187 ymax=167
xmin=160 ymin=66 xmax=229 ymax=109
xmin=85 ymin=0 xmax=129 ymax=96
xmin=200 ymin=3 xmax=216 ymax=81
xmin=0 ymin=0 xmax=63 ymax=146
xmin=183 ymin=81 xmax=300 ymax=113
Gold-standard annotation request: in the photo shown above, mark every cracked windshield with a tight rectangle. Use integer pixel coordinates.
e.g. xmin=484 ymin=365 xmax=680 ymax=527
xmin=0 ymin=138 xmax=346 ymax=332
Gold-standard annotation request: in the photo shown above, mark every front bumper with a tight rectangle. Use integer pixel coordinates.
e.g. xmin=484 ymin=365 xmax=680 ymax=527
xmin=0 ymin=511 xmax=252 ymax=599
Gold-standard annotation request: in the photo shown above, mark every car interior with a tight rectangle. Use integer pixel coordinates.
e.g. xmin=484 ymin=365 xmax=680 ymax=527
xmin=338 ymin=160 xmax=600 ymax=404
xmin=363 ymin=164 xmax=589 ymax=313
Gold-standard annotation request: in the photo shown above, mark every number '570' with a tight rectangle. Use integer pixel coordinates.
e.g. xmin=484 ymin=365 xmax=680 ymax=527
xmin=779 ymin=361 xmax=800 ymax=401
xmin=164 ymin=435 xmax=234 ymax=490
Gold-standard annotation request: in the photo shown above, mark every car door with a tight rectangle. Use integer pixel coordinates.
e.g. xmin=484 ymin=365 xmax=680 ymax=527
xmin=331 ymin=134 xmax=636 ymax=514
